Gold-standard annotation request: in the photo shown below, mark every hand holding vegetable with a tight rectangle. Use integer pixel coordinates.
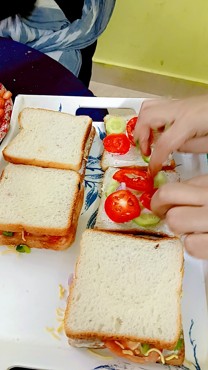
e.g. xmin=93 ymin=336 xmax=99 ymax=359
xmin=151 ymin=174 xmax=208 ymax=259
xmin=134 ymin=95 xmax=208 ymax=176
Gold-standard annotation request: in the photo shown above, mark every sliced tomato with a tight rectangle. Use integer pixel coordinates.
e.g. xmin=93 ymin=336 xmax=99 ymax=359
xmin=113 ymin=168 xmax=154 ymax=192
xmin=47 ymin=236 xmax=63 ymax=244
xmin=104 ymin=341 xmax=159 ymax=363
xmin=139 ymin=189 xmax=157 ymax=210
xmin=104 ymin=190 xmax=140 ymax=223
xmin=24 ymin=232 xmax=62 ymax=244
xmin=126 ymin=116 xmax=154 ymax=147
xmin=103 ymin=133 xmax=130 ymax=154
xmin=126 ymin=116 xmax=138 ymax=146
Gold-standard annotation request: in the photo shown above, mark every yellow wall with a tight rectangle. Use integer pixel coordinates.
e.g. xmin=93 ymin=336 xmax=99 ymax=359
xmin=94 ymin=0 xmax=208 ymax=84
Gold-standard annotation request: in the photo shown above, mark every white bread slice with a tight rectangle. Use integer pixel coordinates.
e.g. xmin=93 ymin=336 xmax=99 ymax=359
xmin=94 ymin=167 xmax=180 ymax=237
xmin=101 ymin=147 xmax=175 ymax=171
xmin=0 ymin=163 xmax=83 ymax=249
xmin=101 ymin=114 xmax=175 ymax=171
xmin=3 ymin=107 xmax=95 ymax=172
xmin=64 ymin=229 xmax=184 ymax=351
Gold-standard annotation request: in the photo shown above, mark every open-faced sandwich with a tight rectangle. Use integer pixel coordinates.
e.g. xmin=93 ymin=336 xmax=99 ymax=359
xmin=64 ymin=229 xmax=185 ymax=366
xmin=101 ymin=114 xmax=175 ymax=171
xmin=94 ymin=166 xmax=180 ymax=237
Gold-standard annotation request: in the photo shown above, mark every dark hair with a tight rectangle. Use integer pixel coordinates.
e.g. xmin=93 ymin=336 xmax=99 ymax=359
xmin=0 ymin=0 xmax=36 ymax=21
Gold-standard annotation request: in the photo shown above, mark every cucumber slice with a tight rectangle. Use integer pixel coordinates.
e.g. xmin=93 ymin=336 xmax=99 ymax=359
xmin=140 ymin=343 xmax=150 ymax=355
xmin=106 ymin=117 xmax=126 ymax=134
xmin=133 ymin=213 xmax=160 ymax=227
xmin=16 ymin=244 xmax=31 ymax=253
xmin=174 ymin=337 xmax=183 ymax=351
xmin=154 ymin=171 xmax=167 ymax=188
xmin=142 ymin=153 xmax=151 ymax=163
xmin=105 ymin=180 xmax=120 ymax=197
xmin=2 ymin=231 xmax=14 ymax=237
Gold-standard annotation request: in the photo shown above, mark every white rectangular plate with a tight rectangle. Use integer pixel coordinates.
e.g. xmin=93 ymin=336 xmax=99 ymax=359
xmin=0 ymin=95 xmax=207 ymax=370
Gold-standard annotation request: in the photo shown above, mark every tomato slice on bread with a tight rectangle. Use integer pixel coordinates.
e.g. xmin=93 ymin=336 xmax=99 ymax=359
xmin=103 ymin=133 xmax=130 ymax=154
xmin=126 ymin=116 xmax=138 ymax=146
xmin=126 ymin=116 xmax=154 ymax=147
xmin=104 ymin=190 xmax=140 ymax=223
xmin=113 ymin=168 xmax=154 ymax=192
xmin=139 ymin=189 xmax=157 ymax=210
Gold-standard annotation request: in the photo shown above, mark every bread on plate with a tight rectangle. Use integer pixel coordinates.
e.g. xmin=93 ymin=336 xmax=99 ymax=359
xmin=3 ymin=107 xmax=95 ymax=175
xmin=0 ymin=163 xmax=84 ymax=250
xmin=64 ymin=229 xmax=185 ymax=366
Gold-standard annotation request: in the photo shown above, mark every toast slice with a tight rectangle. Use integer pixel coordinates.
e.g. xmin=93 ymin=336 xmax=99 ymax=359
xmin=0 ymin=163 xmax=84 ymax=250
xmin=3 ymin=107 xmax=95 ymax=174
xmin=101 ymin=114 xmax=175 ymax=171
xmin=94 ymin=166 xmax=180 ymax=237
xmin=64 ymin=229 xmax=185 ymax=365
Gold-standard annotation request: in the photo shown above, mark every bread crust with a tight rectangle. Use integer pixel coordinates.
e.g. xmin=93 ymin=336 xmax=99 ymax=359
xmin=94 ymin=224 xmax=174 ymax=238
xmin=78 ymin=126 xmax=95 ymax=181
xmin=0 ymin=186 xmax=84 ymax=250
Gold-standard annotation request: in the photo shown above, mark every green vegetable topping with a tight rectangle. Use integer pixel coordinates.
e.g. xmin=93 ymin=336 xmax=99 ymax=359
xmin=174 ymin=337 xmax=183 ymax=351
xmin=142 ymin=153 xmax=151 ymax=163
xmin=133 ymin=213 xmax=160 ymax=227
xmin=154 ymin=171 xmax=167 ymax=188
xmin=140 ymin=343 xmax=150 ymax=354
xmin=2 ymin=231 xmax=14 ymax=237
xmin=105 ymin=180 xmax=120 ymax=197
xmin=106 ymin=117 xmax=126 ymax=135
xmin=16 ymin=244 xmax=31 ymax=254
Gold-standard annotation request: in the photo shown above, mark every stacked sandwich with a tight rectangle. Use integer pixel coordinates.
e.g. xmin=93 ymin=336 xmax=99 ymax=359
xmin=0 ymin=107 xmax=95 ymax=250
xmin=64 ymin=114 xmax=185 ymax=365
xmin=64 ymin=230 xmax=185 ymax=365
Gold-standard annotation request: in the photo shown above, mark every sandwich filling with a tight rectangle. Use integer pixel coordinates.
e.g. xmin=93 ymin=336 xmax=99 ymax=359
xmin=0 ymin=230 xmax=69 ymax=246
xmin=103 ymin=335 xmax=184 ymax=364
xmin=68 ymin=335 xmax=184 ymax=364
xmin=100 ymin=167 xmax=179 ymax=230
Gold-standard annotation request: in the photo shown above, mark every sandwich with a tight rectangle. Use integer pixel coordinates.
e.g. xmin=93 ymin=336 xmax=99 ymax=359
xmin=64 ymin=229 xmax=185 ymax=366
xmin=94 ymin=166 xmax=180 ymax=237
xmin=0 ymin=163 xmax=84 ymax=250
xmin=3 ymin=107 xmax=95 ymax=175
xmin=101 ymin=114 xmax=175 ymax=171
